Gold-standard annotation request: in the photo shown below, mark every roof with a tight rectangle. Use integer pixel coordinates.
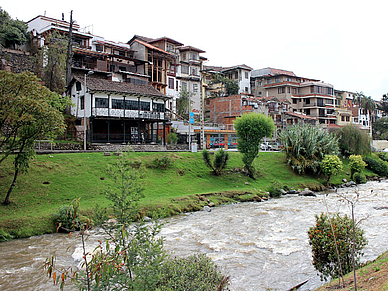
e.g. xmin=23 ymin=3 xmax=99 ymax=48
xmin=251 ymin=67 xmax=296 ymax=78
xmin=149 ymin=37 xmax=184 ymax=46
xmin=285 ymin=112 xmax=317 ymax=120
xmin=128 ymin=35 xmax=155 ymax=44
xmin=178 ymin=46 xmax=205 ymax=53
xmin=221 ymin=64 xmax=253 ymax=72
xmin=132 ymin=39 xmax=174 ymax=56
xmin=74 ymin=77 xmax=169 ymax=99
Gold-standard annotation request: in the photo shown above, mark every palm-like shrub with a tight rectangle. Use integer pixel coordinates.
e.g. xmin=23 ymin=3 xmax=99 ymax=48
xmin=202 ymin=149 xmax=229 ymax=176
xmin=278 ymin=124 xmax=339 ymax=174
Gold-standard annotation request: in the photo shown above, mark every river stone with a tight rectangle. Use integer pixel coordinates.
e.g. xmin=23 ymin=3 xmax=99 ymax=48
xmin=280 ymin=189 xmax=287 ymax=195
xmin=203 ymin=206 xmax=212 ymax=212
xmin=208 ymin=202 xmax=215 ymax=207
xmin=288 ymin=190 xmax=298 ymax=194
xmin=342 ymin=178 xmax=348 ymax=183
xmin=345 ymin=181 xmax=356 ymax=187
xmin=143 ymin=216 xmax=152 ymax=222
xmin=299 ymin=189 xmax=316 ymax=197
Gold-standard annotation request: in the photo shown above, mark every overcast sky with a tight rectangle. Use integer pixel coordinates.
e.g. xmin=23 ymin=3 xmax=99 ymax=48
xmin=2 ymin=0 xmax=387 ymax=99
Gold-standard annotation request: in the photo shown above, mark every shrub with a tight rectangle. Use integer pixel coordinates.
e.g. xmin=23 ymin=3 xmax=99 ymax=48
xmin=166 ymin=132 xmax=178 ymax=145
xmin=151 ymin=155 xmax=173 ymax=169
xmin=0 ymin=228 xmax=13 ymax=242
xmin=279 ymin=124 xmax=339 ymax=174
xmin=349 ymin=155 xmax=367 ymax=178
xmin=90 ymin=203 xmax=108 ymax=226
xmin=377 ymin=152 xmax=388 ymax=162
xmin=353 ymin=172 xmax=367 ymax=184
xmin=52 ymin=204 xmax=80 ymax=232
xmin=321 ymin=155 xmax=343 ymax=184
xmin=202 ymin=149 xmax=229 ymax=176
xmin=268 ymin=182 xmax=283 ymax=197
xmin=363 ymin=156 xmax=388 ymax=177
xmin=157 ymin=254 xmax=229 ymax=291
xmin=308 ymin=213 xmax=367 ymax=281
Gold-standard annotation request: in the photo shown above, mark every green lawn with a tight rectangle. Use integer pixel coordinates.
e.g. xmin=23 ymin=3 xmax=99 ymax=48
xmin=0 ymin=151 xmax=375 ymax=238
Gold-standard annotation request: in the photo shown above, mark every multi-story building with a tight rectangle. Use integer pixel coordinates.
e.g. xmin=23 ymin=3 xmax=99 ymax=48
xmin=334 ymin=90 xmax=354 ymax=126
xmin=251 ymin=67 xmax=336 ymax=126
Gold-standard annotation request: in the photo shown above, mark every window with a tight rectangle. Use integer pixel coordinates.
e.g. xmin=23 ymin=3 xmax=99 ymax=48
xmin=80 ymin=95 xmax=84 ymax=110
xmin=176 ymin=80 xmax=178 ymax=91
xmin=181 ymin=65 xmax=189 ymax=74
xmin=341 ymin=116 xmax=345 ymax=121
xmin=286 ymin=77 xmax=291 ymax=82
xmin=125 ymin=100 xmax=138 ymax=110
xmin=168 ymin=77 xmax=174 ymax=89
xmin=258 ymin=91 xmax=262 ymax=95
xmin=275 ymin=77 xmax=280 ymax=83
xmin=287 ymin=87 xmax=291 ymax=93
xmin=305 ymin=98 xmax=310 ymax=104
xmin=293 ymin=99 xmax=298 ymax=104
xmin=95 ymin=45 xmax=103 ymax=52
xmin=346 ymin=116 xmax=350 ymax=122
xmin=112 ymin=99 xmax=124 ymax=109
xmin=257 ymin=80 xmax=262 ymax=86
xmin=140 ymin=101 xmax=150 ymax=111
xmin=245 ymin=72 xmax=248 ymax=79
xmin=181 ymin=82 xmax=187 ymax=91
xmin=153 ymin=103 xmax=165 ymax=112
xmin=278 ymin=87 xmax=285 ymax=94
xmin=267 ymin=78 xmax=272 ymax=84
xmin=190 ymin=52 xmax=197 ymax=60
xmin=193 ymin=83 xmax=198 ymax=92
xmin=191 ymin=67 xmax=197 ymax=76
xmin=245 ymin=87 xmax=248 ymax=92
xmin=95 ymin=98 xmax=109 ymax=108
xmin=182 ymin=52 xmax=186 ymax=61
xmin=304 ymin=109 xmax=310 ymax=115
xmin=119 ymin=66 xmax=127 ymax=71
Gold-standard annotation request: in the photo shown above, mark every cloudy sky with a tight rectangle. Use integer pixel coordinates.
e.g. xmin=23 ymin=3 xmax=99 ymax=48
xmin=2 ymin=0 xmax=387 ymax=99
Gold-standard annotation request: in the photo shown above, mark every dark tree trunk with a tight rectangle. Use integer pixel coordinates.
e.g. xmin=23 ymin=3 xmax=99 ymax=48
xmin=4 ymin=167 xmax=19 ymax=205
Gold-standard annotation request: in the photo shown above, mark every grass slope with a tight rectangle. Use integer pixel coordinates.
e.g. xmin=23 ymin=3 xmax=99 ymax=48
xmin=0 ymin=151 xmax=373 ymax=238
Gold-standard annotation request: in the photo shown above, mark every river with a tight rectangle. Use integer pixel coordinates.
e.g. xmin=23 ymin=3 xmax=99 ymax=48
xmin=0 ymin=181 xmax=387 ymax=290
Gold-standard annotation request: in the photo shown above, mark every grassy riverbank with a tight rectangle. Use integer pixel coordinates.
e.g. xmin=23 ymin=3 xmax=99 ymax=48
xmin=315 ymin=250 xmax=388 ymax=290
xmin=0 ymin=151 xmax=374 ymax=238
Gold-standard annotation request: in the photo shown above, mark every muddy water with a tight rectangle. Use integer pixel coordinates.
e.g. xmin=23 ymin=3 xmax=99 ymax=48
xmin=1 ymin=181 xmax=387 ymax=290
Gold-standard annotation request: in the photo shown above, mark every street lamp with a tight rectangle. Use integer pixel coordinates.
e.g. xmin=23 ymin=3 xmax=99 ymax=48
xmin=84 ymin=70 xmax=94 ymax=151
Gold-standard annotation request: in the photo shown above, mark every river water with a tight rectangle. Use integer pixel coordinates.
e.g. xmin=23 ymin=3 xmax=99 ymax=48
xmin=1 ymin=181 xmax=387 ymax=291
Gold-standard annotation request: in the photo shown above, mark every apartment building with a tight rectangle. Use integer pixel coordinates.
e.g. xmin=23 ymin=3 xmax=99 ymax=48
xmin=251 ymin=67 xmax=336 ymax=126
xmin=334 ymin=90 xmax=354 ymax=126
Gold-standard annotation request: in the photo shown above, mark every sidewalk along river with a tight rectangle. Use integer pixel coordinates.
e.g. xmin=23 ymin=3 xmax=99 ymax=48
xmin=0 ymin=180 xmax=387 ymax=290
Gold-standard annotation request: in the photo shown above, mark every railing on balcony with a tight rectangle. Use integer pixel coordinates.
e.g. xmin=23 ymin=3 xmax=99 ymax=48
xmin=92 ymin=108 xmax=169 ymax=120
xmin=92 ymin=133 xmax=161 ymax=144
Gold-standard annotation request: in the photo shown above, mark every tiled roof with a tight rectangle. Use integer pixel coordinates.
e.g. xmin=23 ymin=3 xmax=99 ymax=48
xmin=76 ymin=77 xmax=168 ymax=99
xmin=221 ymin=64 xmax=253 ymax=72
xmin=149 ymin=37 xmax=184 ymax=46
xmin=286 ymin=112 xmax=317 ymax=120
xmin=178 ymin=46 xmax=205 ymax=53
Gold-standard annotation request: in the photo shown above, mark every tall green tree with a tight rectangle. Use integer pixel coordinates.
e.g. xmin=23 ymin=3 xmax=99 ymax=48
xmin=234 ymin=113 xmax=275 ymax=178
xmin=333 ymin=125 xmax=371 ymax=156
xmin=35 ymin=30 xmax=67 ymax=94
xmin=176 ymin=88 xmax=193 ymax=120
xmin=372 ymin=116 xmax=388 ymax=140
xmin=353 ymin=92 xmax=376 ymax=137
xmin=378 ymin=93 xmax=388 ymax=116
xmin=0 ymin=71 xmax=69 ymax=205
xmin=0 ymin=8 xmax=30 ymax=49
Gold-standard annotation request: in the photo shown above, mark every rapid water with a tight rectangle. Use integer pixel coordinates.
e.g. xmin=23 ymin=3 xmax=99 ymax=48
xmin=1 ymin=181 xmax=387 ymax=290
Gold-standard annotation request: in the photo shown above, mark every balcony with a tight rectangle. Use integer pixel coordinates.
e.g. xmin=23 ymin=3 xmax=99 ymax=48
xmin=92 ymin=108 xmax=169 ymax=121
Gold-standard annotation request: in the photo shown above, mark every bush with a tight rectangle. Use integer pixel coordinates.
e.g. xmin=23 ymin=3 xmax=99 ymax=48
xmin=202 ymin=149 xmax=229 ymax=176
xmin=377 ymin=152 xmax=388 ymax=162
xmin=167 ymin=132 xmax=178 ymax=145
xmin=157 ymin=254 xmax=229 ymax=291
xmin=279 ymin=124 xmax=339 ymax=174
xmin=349 ymin=154 xmax=367 ymax=178
xmin=321 ymin=155 xmax=343 ymax=184
xmin=90 ymin=203 xmax=108 ymax=226
xmin=353 ymin=172 xmax=367 ymax=184
xmin=363 ymin=156 xmax=388 ymax=177
xmin=308 ymin=213 xmax=367 ymax=281
xmin=52 ymin=204 xmax=80 ymax=232
xmin=151 ymin=155 xmax=173 ymax=169
xmin=0 ymin=228 xmax=13 ymax=242
xmin=268 ymin=183 xmax=283 ymax=197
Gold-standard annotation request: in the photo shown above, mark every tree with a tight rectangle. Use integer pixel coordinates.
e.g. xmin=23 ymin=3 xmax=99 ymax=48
xmin=353 ymin=92 xmax=376 ymax=137
xmin=279 ymin=124 xmax=339 ymax=174
xmin=0 ymin=71 xmax=69 ymax=205
xmin=176 ymin=88 xmax=193 ymax=120
xmin=333 ymin=125 xmax=371 ymax=156
xmin=0 ymin=8 xmax=30 ymax=49
xmin=372 ymin=116 xmax=388 ymax=140
xmin=202 ymin=148 xmax=229 ymax=176
xmin=308 ymin=213 xmax=367 ymax=282
xmin=210 ymin=74 xmax=239 ymax=96
xmin=348 ymin=155 xmax=367 ymax=179
xmin=33 ymin=30 xmax=67 ymax=94
xmin=378 ymin=93 xmax=388 ymax=117
xmin=103 ymin=151 xmax=145 ymax=224
xmin=321 ymin=155 xmax=343 ymax=184
xmin=234 ymin=113 xmax=275 ymax=178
